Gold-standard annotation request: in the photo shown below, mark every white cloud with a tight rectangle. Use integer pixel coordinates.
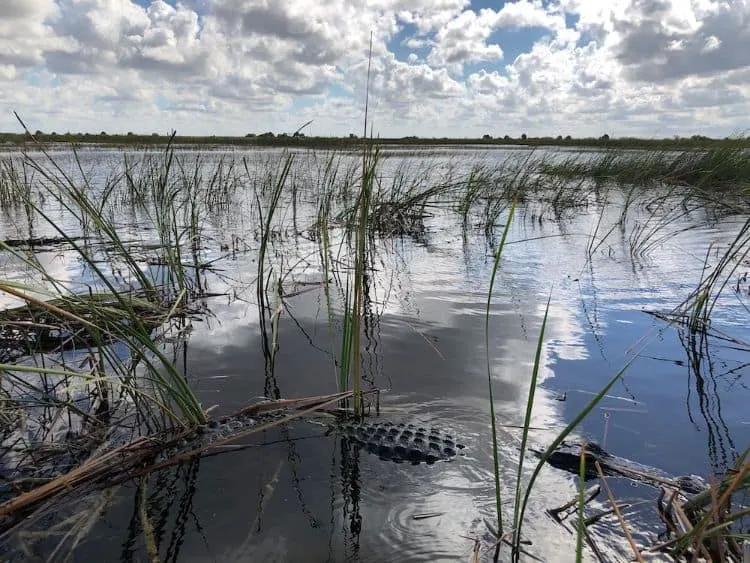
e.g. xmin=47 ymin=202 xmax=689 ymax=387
xmin=0 ymin=0 xmax=748 ymax=138
xmin=427 ymin=9 xmax=503 ymax=70
xmin=496 ymin=0 xmax=566 ymax=31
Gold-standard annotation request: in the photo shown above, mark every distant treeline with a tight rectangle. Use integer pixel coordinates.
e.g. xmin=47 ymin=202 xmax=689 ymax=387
xmin=0 ymin=130 xmax=747 ymax=150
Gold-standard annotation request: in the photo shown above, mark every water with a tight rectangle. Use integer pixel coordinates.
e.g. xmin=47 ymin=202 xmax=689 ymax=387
xmin=0 ymin=145 xmax=748 ymax=561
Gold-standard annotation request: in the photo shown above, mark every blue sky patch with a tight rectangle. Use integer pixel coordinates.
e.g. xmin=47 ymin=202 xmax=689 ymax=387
xmin=155 ymin=94 xmax=170 ymax=110
xmin=26 ymin=69 xmax=62 ymax=88
xmin=388 ymin=21 xmax=432 ymax=63
xmin=488 ymin=26 xmax=551 ymax=65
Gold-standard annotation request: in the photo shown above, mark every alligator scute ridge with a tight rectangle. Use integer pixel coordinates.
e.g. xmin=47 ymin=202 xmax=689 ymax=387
xmin=325 ymin=419 xmax=467 ymax=465
xmin=166 ymin=415 xmax=467 ymax=467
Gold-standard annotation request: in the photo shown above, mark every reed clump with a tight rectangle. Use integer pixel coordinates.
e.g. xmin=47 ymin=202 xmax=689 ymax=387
xmin=542 ymin=142 xmax=750 ymax=190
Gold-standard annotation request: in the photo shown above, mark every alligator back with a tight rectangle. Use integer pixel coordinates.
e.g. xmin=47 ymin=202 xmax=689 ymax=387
xmin=329 ymin=420 xmax=466 ymax=465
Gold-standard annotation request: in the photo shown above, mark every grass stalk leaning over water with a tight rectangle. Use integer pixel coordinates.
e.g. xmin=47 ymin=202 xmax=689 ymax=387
xmin=511 ymin=352 xmax=641 ymax=562
xmin=682 ymin=216 xmax=750 ymax=334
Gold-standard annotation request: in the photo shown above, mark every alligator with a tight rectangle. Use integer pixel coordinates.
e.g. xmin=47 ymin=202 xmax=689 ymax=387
xmin=536 ymin=441 xmax=707 ymax=495
xmin=197 ymin=416 xmax=466 ymax=465
xmin=321 ymin=420 xmax=466 ymax=465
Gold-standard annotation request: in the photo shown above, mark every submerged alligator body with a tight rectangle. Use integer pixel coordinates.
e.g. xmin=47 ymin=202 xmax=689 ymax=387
xmin=0 ymin=414 xmax=465 ymax=491
xmin=158 ymin=415 xmax=467 ymax=466
xmin=539 ymin=441 xmax=706 ymax=494
xmin=322 ymin=420 xmax=466 ymax=465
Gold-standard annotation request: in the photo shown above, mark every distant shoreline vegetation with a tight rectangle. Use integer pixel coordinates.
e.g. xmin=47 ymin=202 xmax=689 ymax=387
xmin=1 ymin=130 xmax=748 ymax=151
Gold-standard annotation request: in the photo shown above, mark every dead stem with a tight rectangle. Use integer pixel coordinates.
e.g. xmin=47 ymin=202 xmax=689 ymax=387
xmin=138 ymin=475 xmax=160 ymax=563
xmin=594 ymin=460 xmax=645 ymax=563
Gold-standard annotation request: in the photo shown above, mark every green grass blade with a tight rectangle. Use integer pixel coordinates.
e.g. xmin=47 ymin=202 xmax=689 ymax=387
xmin=512 ymin=290 xmax=552 ymax=534
xmin=512 ymin=352 xmax=640 ymax=561
xmin=485 ymin=201 xmax=516 ymax=539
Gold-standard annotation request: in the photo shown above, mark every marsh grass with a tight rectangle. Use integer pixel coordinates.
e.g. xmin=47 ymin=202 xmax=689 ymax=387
xmin=0 ymin=158 xmax=32 ymax=209
xmin=0 ymin=123 xmax=227 ymax=478
xmin=681 ymin=216 xmax=750 ymax=334
xmin=485 ymin=202 xmax=516 ymax=541
xmin=252 ymin=153 xmax=293 ymax=394
xmin=2 ymin=115 xmax=749 ymax=560
xmin=542 ymin=142 xmax=750 ymax=190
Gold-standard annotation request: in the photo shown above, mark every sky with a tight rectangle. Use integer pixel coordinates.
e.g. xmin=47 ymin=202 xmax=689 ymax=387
xmin=1 ymin=0 xmax=749 ymax=138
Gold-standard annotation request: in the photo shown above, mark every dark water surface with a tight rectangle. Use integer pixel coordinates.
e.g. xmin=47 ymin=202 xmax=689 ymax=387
xmin=1 ymin=146 xmax=748 ymax=561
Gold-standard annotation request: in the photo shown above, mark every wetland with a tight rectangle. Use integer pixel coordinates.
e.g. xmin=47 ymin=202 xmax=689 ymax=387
xmin=0 ymin=141 xmax=749 ymax=562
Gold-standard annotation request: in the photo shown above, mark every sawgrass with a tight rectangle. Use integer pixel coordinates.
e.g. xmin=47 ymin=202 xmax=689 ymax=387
xmin=542 ymin=142 xmax=750 ymax=189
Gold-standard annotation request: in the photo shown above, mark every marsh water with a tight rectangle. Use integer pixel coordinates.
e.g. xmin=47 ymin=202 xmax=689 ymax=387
xmin=1 ymin=145 xmax=749 ymax=561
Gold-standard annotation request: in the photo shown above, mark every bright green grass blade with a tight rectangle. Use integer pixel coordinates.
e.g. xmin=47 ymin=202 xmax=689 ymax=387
xmin=485 ymin=201 xmax=516 ymax=539
xmin=512 ymin=290 xmax=552 ymax=536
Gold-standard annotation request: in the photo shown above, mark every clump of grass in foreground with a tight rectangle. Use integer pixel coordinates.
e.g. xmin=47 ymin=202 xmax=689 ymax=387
xmin=651 ymin=449 xmax=750 ymax=561
xmin=1 ymin=119 xmax=210 ymax=447
xmin=542 ymin=141 xmax=750 ymax=190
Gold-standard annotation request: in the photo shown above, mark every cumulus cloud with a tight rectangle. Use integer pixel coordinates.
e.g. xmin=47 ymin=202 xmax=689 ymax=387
xmin=0 ymin=0 xmax=748 ymax=137
xmin=427 ymin=9 xmax=503 ymax=70
xmin=588 ymin=0 xmax=750 ymax=83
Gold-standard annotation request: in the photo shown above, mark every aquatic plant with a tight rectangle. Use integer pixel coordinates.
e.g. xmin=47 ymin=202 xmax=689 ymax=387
xmin=485 ymin=201 xmax=515 ymax=541
xmin=542 ymin=141 xmax=750 ymax=190
xmin=2 ymin=110 xmax=750 ymax=561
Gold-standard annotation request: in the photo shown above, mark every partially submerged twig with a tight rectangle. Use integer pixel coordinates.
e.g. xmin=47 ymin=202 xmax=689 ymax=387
xmin=594 ymin=460 xmax=645 ymax=563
